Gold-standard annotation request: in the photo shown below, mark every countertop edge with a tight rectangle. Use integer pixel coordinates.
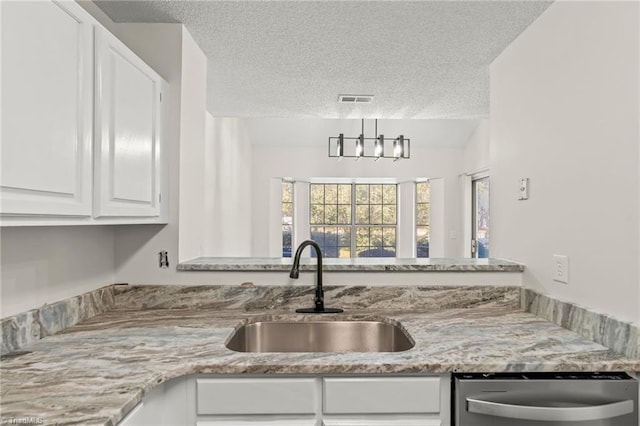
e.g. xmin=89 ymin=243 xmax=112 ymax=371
xmin=176 ymin=257 xmax=525 ymax=272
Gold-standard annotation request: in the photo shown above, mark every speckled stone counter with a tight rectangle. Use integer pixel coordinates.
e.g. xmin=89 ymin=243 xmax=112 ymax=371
xmin=177 ymin=257 xmax=525 ymax=272
xmin=1 ymin=285 xmax=638 ymax=426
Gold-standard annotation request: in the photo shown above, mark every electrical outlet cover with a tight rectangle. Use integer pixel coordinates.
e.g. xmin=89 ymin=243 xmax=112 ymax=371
xmin=553 ymin=254 xmax=569 ymax=284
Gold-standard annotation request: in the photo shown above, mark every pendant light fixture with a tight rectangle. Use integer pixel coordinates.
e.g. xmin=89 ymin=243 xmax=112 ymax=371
xmin=328 ymin=119 xmax=410 ymax=161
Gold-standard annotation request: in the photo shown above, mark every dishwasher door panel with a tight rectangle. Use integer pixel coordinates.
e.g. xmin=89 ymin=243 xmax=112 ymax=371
xmin=454 ymin=377 xmax=638 ymax=426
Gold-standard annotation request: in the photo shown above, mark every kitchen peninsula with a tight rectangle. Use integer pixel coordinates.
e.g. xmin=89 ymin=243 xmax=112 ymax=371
xmin=1 ymin=284 xmax=638 ymax=426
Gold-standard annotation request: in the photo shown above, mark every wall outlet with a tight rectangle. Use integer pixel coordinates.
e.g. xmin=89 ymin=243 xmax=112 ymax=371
xmin=553 ymin=254 xmax=569 ymax=284
xmin=518 ymin=178 xmax=529 ymax=200
xmin=159 ymin=250 xmax=169 ymax=269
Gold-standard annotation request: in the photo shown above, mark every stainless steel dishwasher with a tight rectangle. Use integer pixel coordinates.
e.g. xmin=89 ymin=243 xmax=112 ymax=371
xmin=453 ymin=372 xmax=638 ymax=426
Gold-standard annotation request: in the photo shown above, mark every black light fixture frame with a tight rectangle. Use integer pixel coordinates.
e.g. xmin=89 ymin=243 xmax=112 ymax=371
xmin=328 ymin=119 xmax=410 ymax=161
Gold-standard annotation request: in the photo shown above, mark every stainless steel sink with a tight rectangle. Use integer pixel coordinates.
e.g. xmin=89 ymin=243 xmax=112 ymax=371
xmin=225 ymin=319 xmax=414 ymax=353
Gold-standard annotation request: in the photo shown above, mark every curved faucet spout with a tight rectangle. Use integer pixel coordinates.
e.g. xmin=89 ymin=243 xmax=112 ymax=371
xmin=289 ymin=240 xmax=343 ymax=314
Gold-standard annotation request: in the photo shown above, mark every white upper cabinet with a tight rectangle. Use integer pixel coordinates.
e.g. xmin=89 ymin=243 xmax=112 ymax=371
xmin=0 ymin=0 xmax=167 ymax=226
xmin=1 ymin=0 xmax=93 ymax=217
xmin=94 ymin=27 xmax=164 ymax=218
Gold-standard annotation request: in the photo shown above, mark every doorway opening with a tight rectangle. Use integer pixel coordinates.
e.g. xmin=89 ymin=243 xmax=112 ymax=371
xmin=471 ymin=177 xmax=490 ymax=258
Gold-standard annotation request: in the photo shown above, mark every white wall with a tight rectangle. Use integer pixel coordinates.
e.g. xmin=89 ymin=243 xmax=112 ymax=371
xmin=460 ymin=119 xmax=490 ymax=257
xmin=204 ymin=115 xmax=253 ymax=256
xmin=462 ymin=119 xmax=489 ymax=174
xmin=177 ymin=30 xmax=208 ymax=262
xmin=249 ymin=129 xmax=465 ymax=257
xmin=490 ymin=1 xmax=640 ymax=323
xmin=0 ymin=227 xmax=114 ymax=317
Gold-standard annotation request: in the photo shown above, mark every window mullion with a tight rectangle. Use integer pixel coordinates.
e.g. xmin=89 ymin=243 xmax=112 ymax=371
xmin=351 ymin=184 xmax=356 ymax=258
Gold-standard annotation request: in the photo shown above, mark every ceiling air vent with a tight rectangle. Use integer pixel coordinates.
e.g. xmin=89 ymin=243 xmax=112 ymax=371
xmin=338 ymin=94 xmax=374 ymax=104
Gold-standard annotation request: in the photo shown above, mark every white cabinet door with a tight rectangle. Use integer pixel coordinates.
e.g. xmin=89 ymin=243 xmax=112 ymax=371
xmin=94 ymin=27 xmax=164 ymax=218
xmin=1 ymin=0 xmax=93 ymax=217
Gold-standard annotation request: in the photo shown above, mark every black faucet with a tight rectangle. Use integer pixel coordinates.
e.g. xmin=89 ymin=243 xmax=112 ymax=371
xmin=289 ymin=240 xmax=343 ymax=314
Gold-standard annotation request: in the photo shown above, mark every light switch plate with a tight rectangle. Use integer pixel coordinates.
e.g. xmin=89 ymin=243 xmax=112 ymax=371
xmin=553 ymin=254 xmax=569 ymax=284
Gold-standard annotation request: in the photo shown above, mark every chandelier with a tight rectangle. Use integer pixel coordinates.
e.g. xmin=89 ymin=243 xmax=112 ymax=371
xmin=328 ymin=119 xmax=410 ymax=161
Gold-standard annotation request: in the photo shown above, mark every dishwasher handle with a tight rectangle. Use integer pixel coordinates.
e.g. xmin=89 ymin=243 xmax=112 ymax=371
xmin=467 ymin=397 xmax=634 ymax=422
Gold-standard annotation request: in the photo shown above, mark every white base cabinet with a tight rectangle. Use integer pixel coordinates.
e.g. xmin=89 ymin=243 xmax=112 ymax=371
xmin=0 ymin=0 xmax=167 ymax=227
xmin=118 ymin=375 xmax=450 ymax=426
xmin=118 ymin=376 xmax=189 ymax=426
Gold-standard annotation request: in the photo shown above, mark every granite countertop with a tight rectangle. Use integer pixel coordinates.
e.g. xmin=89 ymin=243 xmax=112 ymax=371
xmin=177 ymin=257 xmax=525 ymax=272
xmin=1 ymin=285 xmax=638 ymax=426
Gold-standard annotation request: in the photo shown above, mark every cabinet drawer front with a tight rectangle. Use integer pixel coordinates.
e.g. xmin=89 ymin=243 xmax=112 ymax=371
xmin=198 ymin=421 xmax=316 ymax=426
xmin=323 ymin=377 xmax=440 ymax=414
xmin=197 ymin=378 xmax=317 ymax=415
xmin=323 ymin=420 xmax=441 ymax=426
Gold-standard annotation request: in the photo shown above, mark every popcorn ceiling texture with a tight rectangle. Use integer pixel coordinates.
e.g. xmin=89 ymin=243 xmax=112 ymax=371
xmin=94 ymin=1 xmax=552 ymax=118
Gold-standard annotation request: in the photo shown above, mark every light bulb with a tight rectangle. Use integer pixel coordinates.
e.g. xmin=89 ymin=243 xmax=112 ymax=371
xmin=375 ymin=135 xmax=384 ymax=157
xmin=356 ymin=135 xmax=364 ymax=157
xmin=394 ymin=135 xmax=404 ymax=158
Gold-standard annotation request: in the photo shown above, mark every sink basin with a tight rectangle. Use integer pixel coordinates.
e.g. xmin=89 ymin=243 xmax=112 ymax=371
xmin=225 ymin=319 xmax=414 ymax=353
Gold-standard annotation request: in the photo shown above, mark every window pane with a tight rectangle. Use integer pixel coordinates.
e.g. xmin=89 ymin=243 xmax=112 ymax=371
xmin=383 ymin=185 xmax=396 ymax=204
xmin=310 ymin=204 xmax=324 ymax=224
xmin=416 ymin=181 xmax=430 ymax=258
xmin=416 ymin=204 xmax=429 ymax=226
xmin=417 ymin=226 xmax=429 ymax=258
xmin=356 ymin=227 xmax=369 ymax=247
xmin=282 ymin=182 xmax=293 ymax=203
xmin=370 ymin=185 xmax=382 ymax=204
xmin=370 ymin=226 xmax=383 ymax=247
xmin=282 ymin=225 xmax=292 ymax=242
xmin=282 ymin=224 xmax=292 ymax=257
xmin=355 ymin=185 xmax=369 ymax=204
xmin=282 ymin=202 xmax=293 ymax=219
xmin=382 ymin=205 xmax=396 ymax=225
xmin=337 ymin=205 xmax=351 ymax=224
xmin=416 ymin=182 xmax=430 ymax=203
xmin=325 ymin=227 xmax=338 ymax=247
xmin=325 ymin=184 xmax=338 ymax=204
xmin=339 ymin=247 xmax=351 ymax=258
xmin=325 ymin=204 xmax=338 ymax=224
xmin=310 ymin=184 xmax=324 ymax=204
xmin=382 ymin=227 xmax=396 ymax=247
xmin=356 ymin=247 xmax=369 ymax=257
xmin=382 ymin=247 xmax=396 ymax=256
xmin=282 ymin=181 xmax=294 ymax=258
xmin=370 ymin=204 xmax=383 ymax=224
xmin=337 ymin=226 xmax=351 ymax=247
xmin=310 ymin=226 xmax=325 ymax=245
xmin=356 ymin=205 xmax=369 ymax=224
xmin=338 ymin=184 xmax=351 ymax=204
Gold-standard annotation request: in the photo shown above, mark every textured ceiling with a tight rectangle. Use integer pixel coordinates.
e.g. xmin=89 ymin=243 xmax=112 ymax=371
xmin=95 ymin=1 xmax=552 ymax=119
